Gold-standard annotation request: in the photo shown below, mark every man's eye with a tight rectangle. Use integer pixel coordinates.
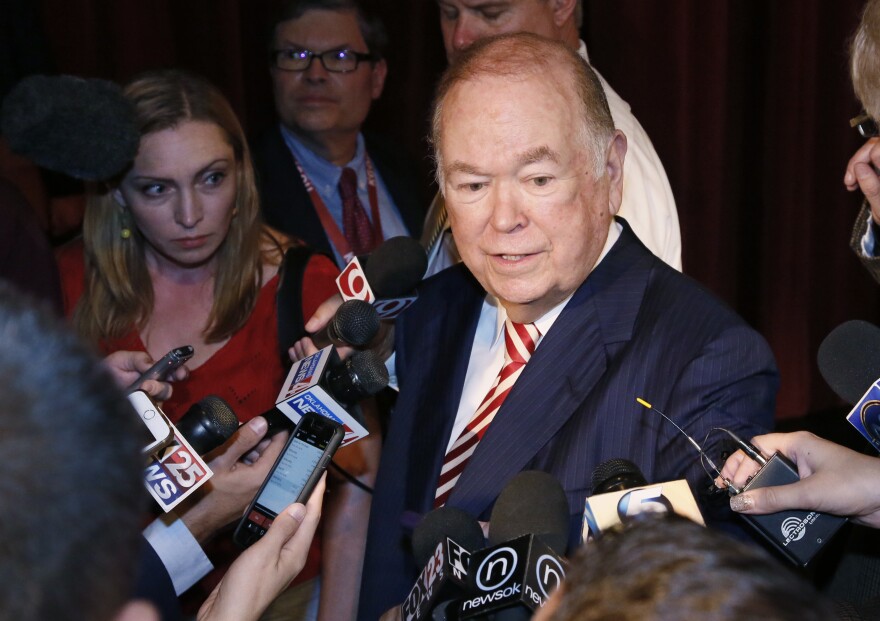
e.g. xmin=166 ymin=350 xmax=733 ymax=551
xmin=480 ymin=10 xmax=504 ymax=20
xmin=532 ymin=176 xmax=551 ymax=187
xmin=463 ymin=182 xmax=485 ymax=192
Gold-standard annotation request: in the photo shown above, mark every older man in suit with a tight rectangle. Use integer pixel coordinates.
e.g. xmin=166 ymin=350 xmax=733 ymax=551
xmin=357 ymin=33 xmax=777 ymax=619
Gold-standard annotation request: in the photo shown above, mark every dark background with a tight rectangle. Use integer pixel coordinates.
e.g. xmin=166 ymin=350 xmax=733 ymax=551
xmin=4 ymin=0 xmax=879 ymax=425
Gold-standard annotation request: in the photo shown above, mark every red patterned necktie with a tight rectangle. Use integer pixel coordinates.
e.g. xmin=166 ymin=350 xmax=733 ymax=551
xmin=338 ymin=167 xmax=377 ymax=256
xmin=434 ymin=319 xmax=540 ymax=507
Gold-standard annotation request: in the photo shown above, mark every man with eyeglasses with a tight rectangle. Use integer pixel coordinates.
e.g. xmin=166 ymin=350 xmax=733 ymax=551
xmin=846 ymin=0 xmax=880 ymax=282
xmin=253 ymin=0 xmax=426 ymax=267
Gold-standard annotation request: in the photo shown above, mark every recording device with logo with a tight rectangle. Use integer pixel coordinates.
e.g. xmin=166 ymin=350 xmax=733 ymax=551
xmin=737 ymin=451 xmax=847 ymax=566
xmin=401 ymin=506 xmax=484 ymax=621
xmin=126 ymin=345 xmax=194 ymax=393
xmin=336 ymin=236 xmax=428 ymax=319
xmin=635 ymin=397 xmax=847 ymax=567
xmin=460 ymin=471 xmax=569 ymax=619
xmin=234 ymin=412 xmax=343 ymax=548
xmin=129 ymin=389 xmax=173 ymax=454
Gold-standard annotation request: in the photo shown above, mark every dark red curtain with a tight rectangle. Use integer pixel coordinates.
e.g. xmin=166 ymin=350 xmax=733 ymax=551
xmin=24 ymin=0 xmax=880 ymax=419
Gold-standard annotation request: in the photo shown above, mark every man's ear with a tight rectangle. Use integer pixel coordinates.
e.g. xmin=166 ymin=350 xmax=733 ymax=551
xmin=112 ymin=600 xmax=160 ymax=621
xmin=550 ymin=0 xmax=578 ymax=27
xmin=605 ymin=130 xmax=627 ymax=216
xmin=370 ymin=58 xmax=388 ymax=100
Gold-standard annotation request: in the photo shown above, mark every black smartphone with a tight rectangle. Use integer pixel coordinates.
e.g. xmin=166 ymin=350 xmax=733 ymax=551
xmin=234 ymin=412 xmax=344 ymax=548
xmin=126 ymin=345 xmax=195 ymax=393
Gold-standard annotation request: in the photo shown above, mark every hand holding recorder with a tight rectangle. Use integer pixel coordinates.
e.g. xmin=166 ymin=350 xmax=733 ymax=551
xmin=718 ymin=431 xmax=880 ymax=529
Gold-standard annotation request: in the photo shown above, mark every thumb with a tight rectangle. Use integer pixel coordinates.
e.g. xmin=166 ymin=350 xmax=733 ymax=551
xmin=210 ymin=416 xmax=268 ymax=467
xmin=729 ymin=480 xmax=807 ymax=515
xmin=259 ymin=502 xmax=308 ymax=551
xmin=305 ymin=293 xmax=343 ymax=333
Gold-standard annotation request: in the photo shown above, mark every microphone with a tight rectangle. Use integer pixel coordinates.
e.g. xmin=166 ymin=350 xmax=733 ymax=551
xmin=582 ymin=458 xmax=704 ymax=542
xmin=174 ymin=395 xmax=240 ymax=455
xmin=272 ymin=348 xmax=389 ymax=445
xmin=337 ymin=236 xmax=428 ymax=319
xmin=310 ymin=298 xmax=380 ymax=349
xmin=322 ymin=349 xmax=389 ymax=407
xmin=401 ymin=506 xmax=485 ymax=621
xmin=817 ymin=319 xmax=880 ymax=405
xmin=1 ymin=74 xmax=139 ymax=180
xmin=460 ymin=471 xmax=569 ymax=619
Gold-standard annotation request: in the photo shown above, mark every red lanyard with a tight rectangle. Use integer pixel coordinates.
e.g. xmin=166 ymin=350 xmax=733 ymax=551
xmin=292 ymin=156 xmax=383 ymax=263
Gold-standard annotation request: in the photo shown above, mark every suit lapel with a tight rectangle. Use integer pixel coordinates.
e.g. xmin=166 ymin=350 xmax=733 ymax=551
xmin=405 ymin=268 xmax=486 ymax=511
xmin=447 ymin=221 xmax=654 ymax=516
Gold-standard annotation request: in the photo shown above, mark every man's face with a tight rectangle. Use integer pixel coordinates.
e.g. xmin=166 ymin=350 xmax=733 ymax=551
xmin=270 ymin=9 xmax=386 ymax=142
xmin=439 ymin=69 xmax=625 ymax=323
xmin=437 ymin=0 xmax=562 ymax=62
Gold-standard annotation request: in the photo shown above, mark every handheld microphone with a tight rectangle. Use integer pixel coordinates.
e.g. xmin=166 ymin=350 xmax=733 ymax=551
xmin=817 ymin=319 xmax=880 ymax=405
xmin=310 ymin=298 xmax=380 ymax=349
xmin=174 ymin=395 xmax=240 ymax=455
xmin=460 ymin=471 xmax=569 ymax=619
xmin=1 ymin=74 xmax=139 ymax=180
xmin=818 ymin=321 xmax=880 ymax=452
xmin=582 ymin=458 xmax=705 ymax=542
xmin=401 ymin=506 xmax=485 ymax=621
xmin=273 ymin=347 xmax=385 ymax=446
xmin=337 ymin=236 xmax=428 ymax=319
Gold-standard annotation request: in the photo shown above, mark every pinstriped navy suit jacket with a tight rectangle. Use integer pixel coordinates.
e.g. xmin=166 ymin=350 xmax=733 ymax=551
xmin=358 ymin=220 xmax=777 ymax=619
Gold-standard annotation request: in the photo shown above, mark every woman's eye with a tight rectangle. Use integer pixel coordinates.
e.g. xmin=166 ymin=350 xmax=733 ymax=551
xmin=141 ymin=183 xmax=165 ymax=196
xmin=204 ymin=171 xmax=226 ymax=186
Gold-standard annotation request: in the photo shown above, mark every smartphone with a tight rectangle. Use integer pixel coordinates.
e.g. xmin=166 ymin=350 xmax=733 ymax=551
xmin=234 ymin=412 xmax=344 ymax=548
xmin=128 ymin=389 xmax=174 ymax=454
xmin=126 ymin=345 xmax=195 ymax=394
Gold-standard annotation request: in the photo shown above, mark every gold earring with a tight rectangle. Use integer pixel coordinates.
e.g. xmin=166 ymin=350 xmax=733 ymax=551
xmin=121 ymin=227 xmax=132 ymax=239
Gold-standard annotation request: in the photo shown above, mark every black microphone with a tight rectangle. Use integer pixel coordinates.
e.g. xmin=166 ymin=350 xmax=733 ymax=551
xmin=174 ymin=395 xmax=240 ymax=455
xmin=322 ymin=349 xmax=389 ymax=407
xmin=460 ymin=471 xmax=569 ymax=619
xmin=583 ymin=458 xmax=704 ymax=541
xmin=311 ymin=298 xmax=380 ymax=349
xmin=362 ymin=236 xmax=429 ymax=298
xmin=817 ymin=319 xmax=880 ymax=404
xmin=590 ymin=457 xmax=648 ymax=494
xmin=1 ymin=74 xmax=139 ymax=180
xmin=401 ymin=506 xmax=485 ymax=621
xmin=262 ymin=349 xmax=389 ymax=438
xmin=338 ymin=236 xmax=428 ymax=319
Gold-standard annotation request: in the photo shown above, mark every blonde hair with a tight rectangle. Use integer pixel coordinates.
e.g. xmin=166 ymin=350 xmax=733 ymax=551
xmin=430 ymin=32 xmax=614 ymax=189
xmin=76 ymin=70 xmax=268 ymax=343
xmin=852 ymin=0 xmax=880 ymax=120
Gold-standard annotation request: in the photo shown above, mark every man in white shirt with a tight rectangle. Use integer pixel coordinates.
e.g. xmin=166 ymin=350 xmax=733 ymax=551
xmin=423 ymin=0 xmax=681 ymax=274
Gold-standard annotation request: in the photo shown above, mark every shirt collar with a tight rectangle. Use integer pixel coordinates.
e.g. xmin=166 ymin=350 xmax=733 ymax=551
xmin=279 ymin=124 xmax=367 ymax=191
xmin=577 ymin=39 xmax=589 ymax=63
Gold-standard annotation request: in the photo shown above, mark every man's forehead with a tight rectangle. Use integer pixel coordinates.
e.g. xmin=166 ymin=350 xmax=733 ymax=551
xmin=274 ymin=8 xmax=365 ymax=45
xmin=438 ymin=0 xmax=538 ymax=12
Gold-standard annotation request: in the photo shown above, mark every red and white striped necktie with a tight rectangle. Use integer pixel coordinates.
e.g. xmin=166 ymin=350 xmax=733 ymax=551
xmin=434 ymin=319 xmax=540 ymax=508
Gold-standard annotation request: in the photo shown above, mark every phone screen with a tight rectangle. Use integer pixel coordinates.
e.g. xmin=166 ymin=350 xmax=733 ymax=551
xmin=254 ymin=426 xmax=328 ymax=515
xmin=236 ymin=413 xmax=342 ymax=547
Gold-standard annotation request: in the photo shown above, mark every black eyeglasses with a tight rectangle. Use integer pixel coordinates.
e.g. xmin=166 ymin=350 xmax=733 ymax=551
xmin=851 ymin=112 xmax=879 ymax=139
xmin=272 ymin=48 xmax=376 ymax=73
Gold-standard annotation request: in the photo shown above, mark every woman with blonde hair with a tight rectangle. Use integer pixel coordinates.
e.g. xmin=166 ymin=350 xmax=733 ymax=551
xmin=56 ymin=69 xmax=372 ymax=619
